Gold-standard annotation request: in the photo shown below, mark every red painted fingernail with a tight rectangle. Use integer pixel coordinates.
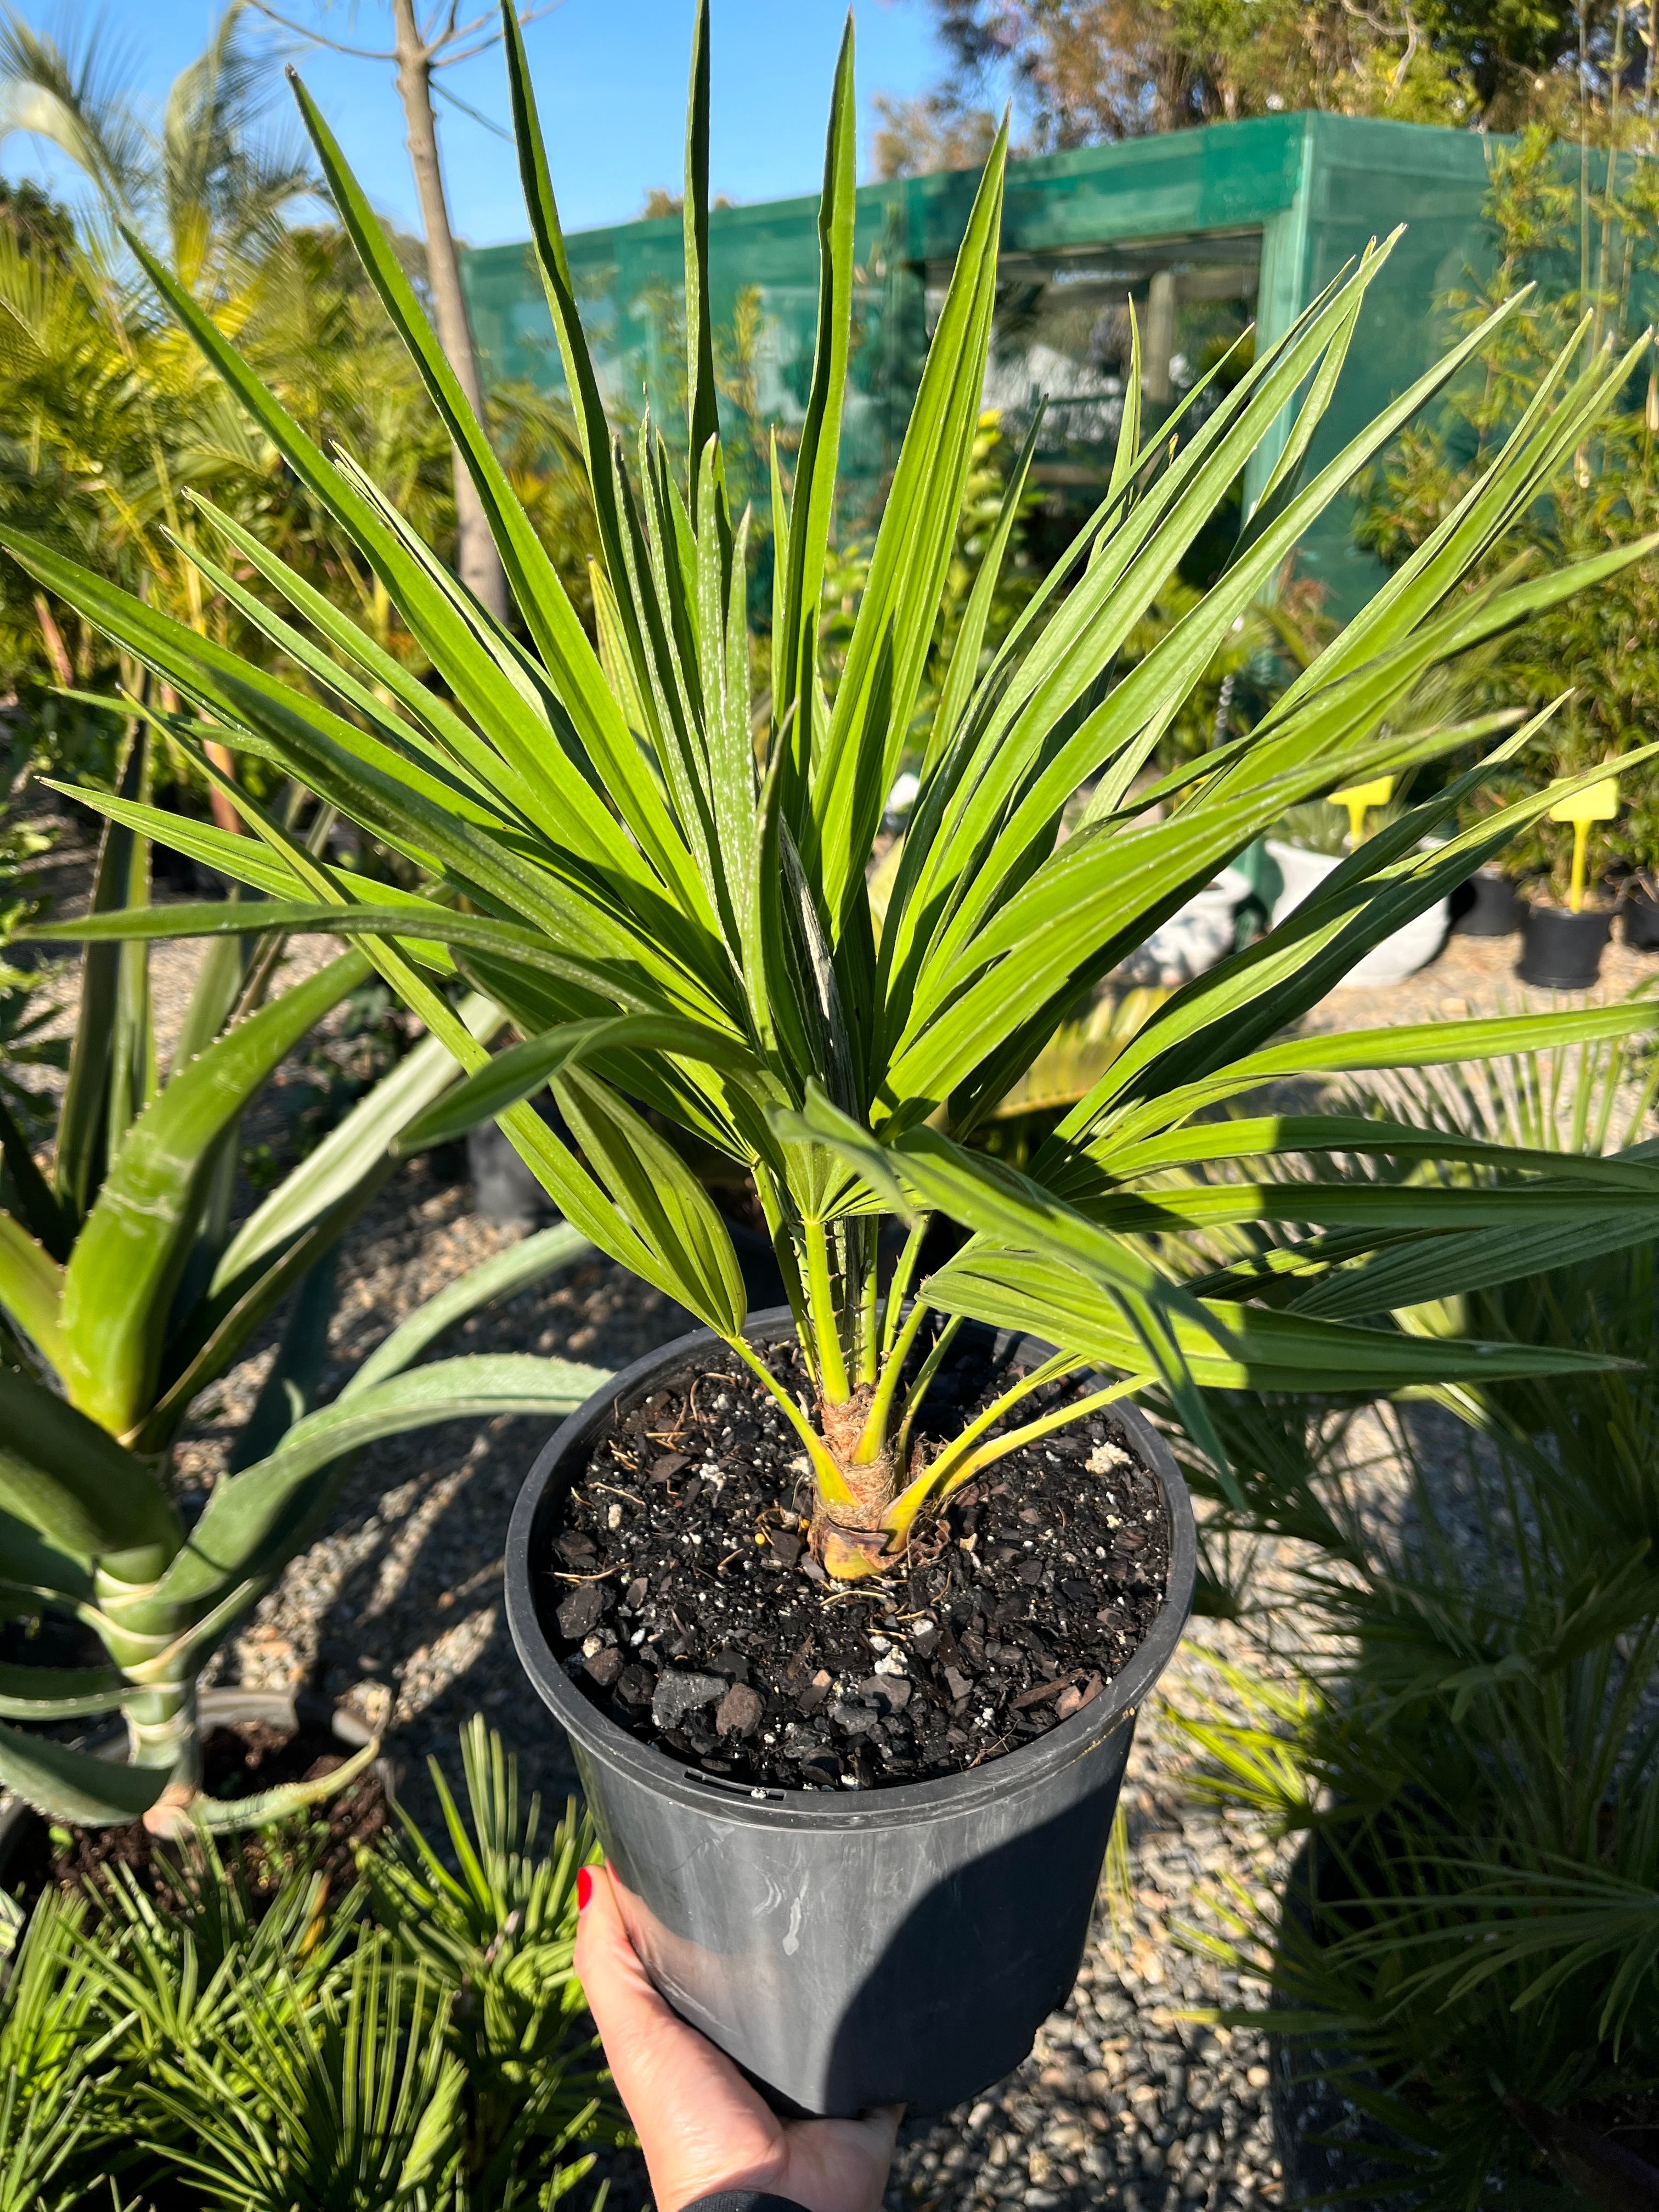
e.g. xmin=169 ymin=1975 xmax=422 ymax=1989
xmin=577 ymin=1866 xmax=593 ymax=1911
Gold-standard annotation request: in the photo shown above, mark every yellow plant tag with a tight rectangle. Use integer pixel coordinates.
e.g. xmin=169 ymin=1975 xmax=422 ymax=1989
xmin=1548 ymin=775 xmax=1620 ymax=824
xmin=1329 ymin=777 xmax=1396 ymax=811
xmin=1545 ymin=775 xmax=1620 ymax=913
xmin=1329 ymin=775 xmax=1394 ymax=847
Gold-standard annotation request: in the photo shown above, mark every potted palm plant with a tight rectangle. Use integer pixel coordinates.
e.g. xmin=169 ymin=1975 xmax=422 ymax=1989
xmin=1517 ymin=771 xmax=1621 ymax=988
xmin=0 ymin=766 xmax=607 ymax=1842
xmin=12 ymin=1 xmax=1659 ymax=2116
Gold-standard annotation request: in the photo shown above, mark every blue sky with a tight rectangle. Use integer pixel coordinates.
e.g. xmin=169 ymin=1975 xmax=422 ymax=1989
xmin=2 ymin=1 xmax=950 ymax=246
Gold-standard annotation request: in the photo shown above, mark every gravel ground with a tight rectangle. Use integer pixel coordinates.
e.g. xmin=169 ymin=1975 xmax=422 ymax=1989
xmin=17 ymin=792 xmax=1659 ymax=2208
xmin=1301 ymin=919 xmax=1659 ymax=1030
xmin=878 ymin=1745 xmax=1289 ymax=2212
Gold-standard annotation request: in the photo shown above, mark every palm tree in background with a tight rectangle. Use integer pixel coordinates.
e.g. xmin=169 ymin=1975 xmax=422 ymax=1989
xmin=0 ymin=4 xmax=323 ymax=812
xmin=0 ymin=2 xmax=317 ymax=295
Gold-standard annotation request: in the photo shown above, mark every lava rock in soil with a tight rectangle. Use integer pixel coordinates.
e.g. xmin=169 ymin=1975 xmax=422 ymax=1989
xmin=544 ymin=1340 xmax=1171 ymax=1792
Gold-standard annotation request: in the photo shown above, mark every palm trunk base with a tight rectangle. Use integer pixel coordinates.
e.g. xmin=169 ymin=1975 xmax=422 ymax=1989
xmin=811 ymin=1414 xmax=902 ymax=1581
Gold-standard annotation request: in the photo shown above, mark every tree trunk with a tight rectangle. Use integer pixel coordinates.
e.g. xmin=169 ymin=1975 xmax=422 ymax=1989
xmin=391 ymin=0 xmax=510 ymax=623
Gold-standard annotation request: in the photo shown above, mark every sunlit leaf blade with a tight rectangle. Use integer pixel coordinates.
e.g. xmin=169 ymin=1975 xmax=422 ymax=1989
xmin=155 ymin=1355 xmax=611 ymax=1610
xmin=923 ymin=1247 xmax=1626 ymax=1392
xmin=396 ymin=1012 xmax=766 ymax=1156
xmin=53 ymin=729 xmax=144 ymax=1226
xmin=0 ymin=1363 xmax=177 ymax=1562
xmin=58 ymin=949 xmax=370 ymax=1438
xmin=774 ymin=10 xmax=856 ymax=806
xmin=0 ymin=1211 xmax=63 ymax=1375
xmin=0 ymin=1720 xmax=169 ymax=1826
xmin=810 ymin=108 xmax=1009 ymax=949
xmin=0 ymin=1660 xmax=128 ymax=1721
xmin=341 ymin=1223 xmax=595 ymax=1400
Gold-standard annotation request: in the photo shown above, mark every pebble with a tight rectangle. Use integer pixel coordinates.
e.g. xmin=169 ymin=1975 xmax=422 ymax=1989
xmin=715 ymin=1683 xmax=764 ymax=1738
xmin=651 ymin=1669 xmax=729 ymax=1732
xmin=556 ymin=1582 xmax=611 ymax=1639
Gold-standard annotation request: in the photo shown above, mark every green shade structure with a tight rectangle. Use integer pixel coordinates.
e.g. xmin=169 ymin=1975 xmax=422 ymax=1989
xmin=462 ymin=111 xmax=1505 ymax=613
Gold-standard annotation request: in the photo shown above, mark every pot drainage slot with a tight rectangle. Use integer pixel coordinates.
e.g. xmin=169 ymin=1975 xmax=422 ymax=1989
xmin=685 ymin=1769 xmax=784 ymax=1801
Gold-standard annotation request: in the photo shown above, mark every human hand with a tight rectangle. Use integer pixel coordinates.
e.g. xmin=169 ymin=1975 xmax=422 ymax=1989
xmin=574 ymin=1860 xmax=902 ymax=2212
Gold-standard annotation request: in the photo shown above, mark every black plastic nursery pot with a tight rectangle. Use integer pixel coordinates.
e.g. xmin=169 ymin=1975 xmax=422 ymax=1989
xmin=506 ymin=1310 xmax=1196 ymax=2119
xmin=1623 ymin=885 xmax=1659 ymax=950
xmin=1515 ymin=904 xmax=1613 ymax=989
xmin=1448 ymin=867 xmax=1523 ymax=938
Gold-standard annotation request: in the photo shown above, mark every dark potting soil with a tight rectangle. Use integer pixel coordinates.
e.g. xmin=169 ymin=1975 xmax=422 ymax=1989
xmin=546 ymin=1340 xmax=1170 ymax=1792
xmin=24 ymin=1719 xmax=389 ymax=1916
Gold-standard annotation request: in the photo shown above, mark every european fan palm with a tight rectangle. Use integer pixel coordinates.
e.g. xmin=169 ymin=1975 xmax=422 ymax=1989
xmin=18 ymin=5 xmax=1659 ymax=1584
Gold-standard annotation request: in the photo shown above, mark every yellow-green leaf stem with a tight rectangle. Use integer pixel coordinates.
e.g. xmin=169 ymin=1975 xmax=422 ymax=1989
xmin=879 ymin=1215 xmax=931 ymax=1363
xmin=726 ymin=1333 xmax=854 ymax=1505
xmin=855 ymin=1297 xmax=930 ymax=1464
xmin=804 ymin=1218 xmax=850 ymax=1405
xmin=893 ymin=1371 xmax=1154 ymax=1530
xmin=857 ymin=1233 xmax=881 ymax=1387
xmin=894 ymin=1313 xmax=964 ymax=1474
xmin=909 ymin=1348 xmax=1084 ymax=1505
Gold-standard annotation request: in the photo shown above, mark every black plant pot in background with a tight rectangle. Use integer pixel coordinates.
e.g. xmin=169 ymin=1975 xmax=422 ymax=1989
xmin=1623 ymin=885 xmax=1659 ymax=950
xmin=506 ymin=1312 xmax=1197 ymax=2119
xmin=468 ymin=1093 xmax=576 ymax=1227
xmin=1449 ymin=867 xmax=1524 ymax=938
xmin=467 ymin=1124 xmax=552 ymax=1228
xmin=1516 ymin=905 xmax=1612 ymax=990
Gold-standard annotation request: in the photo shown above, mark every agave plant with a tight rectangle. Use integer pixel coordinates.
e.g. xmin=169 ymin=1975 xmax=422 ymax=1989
xmin=0 ymin=772 xmax=607 ymax=1829
xmin=15 ymin=6 xmax=1659 ymax=1587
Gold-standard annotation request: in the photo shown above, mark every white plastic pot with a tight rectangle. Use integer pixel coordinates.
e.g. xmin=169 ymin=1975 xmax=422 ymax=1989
xmin=1265 ymin=840 xmax=1449 ymax=988
xmin=1117 ymin=865 xmax=1250 ymax=988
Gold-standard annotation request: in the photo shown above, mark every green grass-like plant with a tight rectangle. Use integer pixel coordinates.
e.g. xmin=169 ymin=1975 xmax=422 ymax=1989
xmin=4 ymin=1718 xmax=620 ymax=2211
xmin=18 ymin=5 xmax=1659 ymax=1582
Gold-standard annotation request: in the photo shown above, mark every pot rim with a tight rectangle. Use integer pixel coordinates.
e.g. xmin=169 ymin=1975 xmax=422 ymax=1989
xmin=506 ymin=1307 xmax=1197 ymax=1835
xmin=1521 ymin=901 xmax=1616 ymax=925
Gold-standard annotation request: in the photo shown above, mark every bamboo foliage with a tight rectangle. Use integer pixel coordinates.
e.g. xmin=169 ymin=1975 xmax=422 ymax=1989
xmin=16 ymin=3 xmax=1659 ymax=1583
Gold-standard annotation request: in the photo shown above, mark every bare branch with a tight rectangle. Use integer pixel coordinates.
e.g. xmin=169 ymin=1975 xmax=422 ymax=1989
xmin=425 ymin=7 xmax=500 ymax=57
xmin=1386 ymin=5 xmax=1423 ymax=98
xmin=432 ymin=75 xmax=511 ymax=138
xmin=426 ymin=0 xmax=563 ymax=67
xmin=242 ymin=0 xmax=395 ymax=63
